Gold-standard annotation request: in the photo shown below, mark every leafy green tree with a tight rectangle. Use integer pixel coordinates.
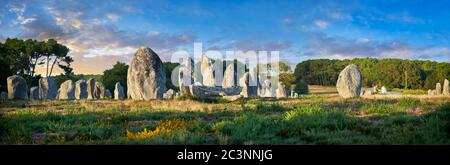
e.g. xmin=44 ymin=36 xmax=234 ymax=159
xmin=102 ymin=62 xmax=129 ymax=93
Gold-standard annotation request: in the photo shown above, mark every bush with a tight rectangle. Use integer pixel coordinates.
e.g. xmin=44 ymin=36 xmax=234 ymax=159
xmin=294 ymin=79 xmax=309 ymax=94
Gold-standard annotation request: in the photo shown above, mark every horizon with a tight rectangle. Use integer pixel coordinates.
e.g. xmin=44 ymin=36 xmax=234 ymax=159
xmin=1 ymin=0 xmax=450 ymax=75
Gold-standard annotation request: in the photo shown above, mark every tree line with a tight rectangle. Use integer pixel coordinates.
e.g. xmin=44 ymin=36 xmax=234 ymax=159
xmin=294 ymin=58 xmax=450 ymax=89
xmin=0 ymin=38 xmax=72 ymax=91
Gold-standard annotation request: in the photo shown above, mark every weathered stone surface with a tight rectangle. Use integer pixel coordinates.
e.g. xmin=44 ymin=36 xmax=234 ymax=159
xmin=444 ymin=79 xmax=449 ymax=96
xmin=94 ymin=82 xmax=106 ymax=99
xmin=381 ymin=86 xmax=387 ymax=94
xmin=1 ymin=91 xmax=7 ymax=100
xmin=239 ymin=72 xmax=250 ymax=97
xmin=276 ymin=82 xmax=287 ymax=99
xmin=163 ymin=89 xmax=175 ymax=99
xmin=189 ymin=85 xmax=241 ymax=98
xmin=39 ymin=77 xmax=57 ymax=100
xmin=336 ymin=64 xmax=362 ymax=98
xmin=363 ymin=89 xmax=373 ymax=96
xmin=59 ymin=80 xmax=75 ymax=100
xmin=75 ymin=80 xmax=88 ymax=99
xmin=105 ymin=89 xmax=112 ymax=98
xmin=436 ymin=83 xmax=442 ymax=95
xmin=114 ymin=82 xmax=125 ymax=100
xmin=200 ymin=56 xmax=215 ymax=87
xmin=7 ymin=75 xmax=28 ymax=100
xmin=222 ymin=64 xmax=236 ymax=88
xmin=428 ymin=89 xmax=432 ymax=96
xmin=261 ymin=79 xmax=274 ymax=97
xmin=127 ymin=47 xmax=166 ymax=100
xmin=178 ymin=66 xmax=193 ymax=96
xmin=86 ymin=78 xmax=96 ymax=99
xmin=30 ymin=86 xmax=39 ymax=100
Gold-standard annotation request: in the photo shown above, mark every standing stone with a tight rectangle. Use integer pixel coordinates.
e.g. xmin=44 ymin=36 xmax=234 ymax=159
xmin=261 ymin=79 xmax=274 ymax=97
xmin=75 ymin=80 xmax=88 ymax=99
xmin=114 ymin=82 xmax=125 ymax=100
xmin=1 ymin=91 xmax=7 ymax=100
xmin=381 ymin=86 xmax=387 ymax=94
xmin=94 ymin=82 xmax=106 ymax=99
xmin=239 ymin=72 xmax=250 ymax=97
xmin=163 ymin=89 xmax=175 ymax=99
xmin=436 ymin=83 xmax=442 ymax=95
xmin=336 ymin=64 xmax=362 ymax=98
xmin=86 ymin=78 xmax=96 ymax=99
xmin=7 ymin=75 xmax=28 ymax=100
xmin=39 ymin=77 xmax=57 ymax=100
xmin=59 ymin=80 xmax=75 ymax=100
xmin=200 ymin=56 xmax=215 ymax=87
xmin=127 ymin=47 xmax=166 ymax=100
xmin=30 ymin=86 xmax=39 ymax=100
xmin=222 ymin=64 xmax=236 ymax=88
xmin=276 ymin=82 xmax=287 ymax=99
xmin=105 ymin=89 xmax=112 ymax=99
xmin=443 ymin=79 xmax=449 ymax=96
xmin=178 ymin=66 xmax=193 ymax=96
xmin=294 ymin=92 xmax=298 ymax=98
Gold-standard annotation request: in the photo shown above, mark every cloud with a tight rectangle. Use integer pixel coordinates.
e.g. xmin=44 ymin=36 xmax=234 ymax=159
xmin=302 ymin=32 xmax=450 ymax=61
xmin=314 ymin=19 xmax=329 ymax=29
xmin=106 ymin=13 xmax=119 ymax=22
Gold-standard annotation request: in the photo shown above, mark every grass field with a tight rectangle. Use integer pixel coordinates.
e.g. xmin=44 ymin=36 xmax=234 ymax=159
xmin=1 ymin=87 xmax=449 ymax=145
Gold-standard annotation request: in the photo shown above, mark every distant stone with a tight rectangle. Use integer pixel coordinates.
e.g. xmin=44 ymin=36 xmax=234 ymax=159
xmin=364 ymin=89 xmax=373 ymax=96
xmin=294 ymin=92 xmax=298 ymax=98
xmin=189 ymin=85 xmax=241 ymax=98
xmin=59 ymin=80 xmax=75 ymax=100
xmin=30 ymin=86 xmax=39 ymax=100
xmin=444 ymin=79 xmax=449 ymax=96
xmin=39 ymin=77 xmax=57 ymax=100
xmin=200 ymin=56 xmax=215 ymax=87
xmin=261 ymin=79 xmax=274 ymax=97
xmin=222 ymin=64 xmax=236 ymax=88
xmin=239 ymin=72 xmax=250 ymax=98
xmin=105 ymin=89 xmax=112 ymax=99
xmin=75 ymin=80 xmax=88 ymax=99
xmin=94 ymin=82 xmax=106 ymax=99
xmin=427 ymin=89 xmax=433 ymax=96
xmin=7 ymin=75 xmax=28 ymax=100
xmin=114 ymin=82 xmax=125 ymax=100
xmin=276 ymin=82 xmax=287 ymax=99
xmin=436 ymin=83 xmax=442 ymax=95
xmin=86 ymin=78 xmax=96 ymax=99
xmin=127 ymin=47 xmax=166 ymax=100
xmin=178 ymin=66 xmax=193 ymax=96
xmin=163 ymin=89 xmax=175 ymax=99
xmin=381 ymin=86 xmax=387 ymax=94
xmin=0 ymin=91 xmax=7 ymax=100
xmin=336 ymin=64 xmax=362 ymax=98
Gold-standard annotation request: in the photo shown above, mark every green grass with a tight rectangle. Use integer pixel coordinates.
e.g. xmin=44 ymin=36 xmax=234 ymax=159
xmin=0 ymin=96 xmax=449 ymax=145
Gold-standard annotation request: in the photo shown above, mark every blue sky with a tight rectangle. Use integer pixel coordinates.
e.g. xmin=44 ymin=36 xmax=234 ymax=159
xmin=0 ymin=0 xmax=449 ymax=74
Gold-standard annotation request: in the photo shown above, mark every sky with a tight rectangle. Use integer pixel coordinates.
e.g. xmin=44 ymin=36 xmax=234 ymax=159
xmin=1 ymin=0 xmax=449 ymax=74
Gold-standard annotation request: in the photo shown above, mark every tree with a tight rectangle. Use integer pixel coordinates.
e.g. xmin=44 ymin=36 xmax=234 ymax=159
xmin=102 ymin=62 xmax=129 ymax=93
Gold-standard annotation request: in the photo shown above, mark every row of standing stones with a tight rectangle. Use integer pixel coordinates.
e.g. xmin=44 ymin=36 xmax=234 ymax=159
xmin=1 ymin=47 xmax=448 ymax=101
xmin=1 ymin=75 xmax=125 ymax=101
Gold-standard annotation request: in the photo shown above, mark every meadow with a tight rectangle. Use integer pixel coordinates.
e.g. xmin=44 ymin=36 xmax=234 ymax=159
xmin=1 ymin=86 xmax=449 ymax=145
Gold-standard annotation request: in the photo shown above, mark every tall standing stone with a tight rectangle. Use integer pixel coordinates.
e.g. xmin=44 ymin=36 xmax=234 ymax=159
xmin=222 ymin=64 xmax=236 ymax=88
xmin=59 ymin=80 xmax=75 ymax=100
xmin=436 ymin=83 xmax=442 ymax=95
xmin=75 ymin=80 xmax=88 ymax=99
xmin=443 ymin=79 xmax=449 ymax=96
xmin=94 ymin=82 xmax=106 ymax=99
xmin=178 ymin=66 xmax=193 ymax=96
xmin=336 ymin=64 xmax=362 ymax=98
xmin=127 ymin=47 xmax=166 ymax=100
xmin=86 ymin=78 xmax=96 ymax=99
xmin=114 ymin=82 xmax=125 ymax=100
xmin=30 ymin=86 xmax=39 ymax=100
xmin=261 ymin=79 xmax=274 ymax=97
xmin=7 ymin=75 xmax=28 ymax=100
xmin=39 ymin=77 xmax=57 ymax=100
xmin=200 ymin=56 xmax=215 ymax=87
xmin=276 ymin=82 xmax=287 ymax=99
xmin=239 ymin=72 xmax=250 ymax=97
